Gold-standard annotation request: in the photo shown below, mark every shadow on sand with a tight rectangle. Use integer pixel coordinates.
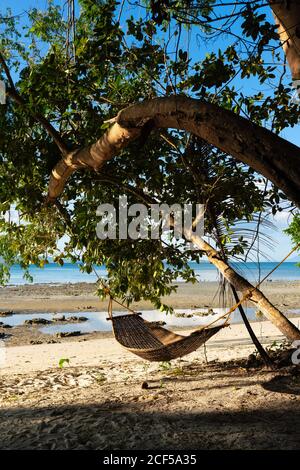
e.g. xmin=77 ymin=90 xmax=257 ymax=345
xmin=0 ymin=399 xmax=300 ymax=450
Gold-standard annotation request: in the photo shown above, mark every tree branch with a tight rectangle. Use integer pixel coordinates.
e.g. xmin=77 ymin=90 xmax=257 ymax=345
xmin=48 ymin=95 xmax=300 ymax=207
xmin=0 ymin=52 xmax=69 ymax=156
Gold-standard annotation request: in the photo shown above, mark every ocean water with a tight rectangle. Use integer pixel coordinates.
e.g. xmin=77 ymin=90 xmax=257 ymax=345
xmin=5 ymin=260 xmax=300 ymax=285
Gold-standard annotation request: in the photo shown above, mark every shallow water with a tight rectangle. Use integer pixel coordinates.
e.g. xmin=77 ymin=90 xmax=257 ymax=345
xmin=3 ymin=307 xmax=300 ymax=335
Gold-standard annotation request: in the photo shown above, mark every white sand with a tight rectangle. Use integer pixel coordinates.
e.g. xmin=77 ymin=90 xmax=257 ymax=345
xmin=1 ymin=318 xmax=298 ymax=376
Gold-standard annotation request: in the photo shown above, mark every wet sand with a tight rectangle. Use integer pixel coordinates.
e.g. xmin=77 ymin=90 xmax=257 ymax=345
xmin=1 ymin=280 xmax=300 ymax=313
xmin=1 ymin=280 xmax=300 ymax=347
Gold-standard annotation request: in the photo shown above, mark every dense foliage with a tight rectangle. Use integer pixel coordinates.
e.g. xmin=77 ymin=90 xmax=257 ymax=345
xmin=0 ymin=0 xmax=299 ymax=308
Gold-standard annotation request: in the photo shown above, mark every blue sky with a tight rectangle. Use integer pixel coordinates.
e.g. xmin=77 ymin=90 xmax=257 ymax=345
xmin=1 ymin=0 xmax=299 ymax=261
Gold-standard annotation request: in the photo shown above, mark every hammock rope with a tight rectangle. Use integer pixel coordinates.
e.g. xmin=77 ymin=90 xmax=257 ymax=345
xmin=201 ymin=241 xmax=300 ymax=330
xmin=93 ymin=242 xmax=300 ymax=361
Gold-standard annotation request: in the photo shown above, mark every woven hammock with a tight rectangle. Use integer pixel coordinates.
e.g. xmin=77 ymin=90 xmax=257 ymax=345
xmin=109 ymin=308 xmax=226 ymax=362
xmin=103 ymin=242 xmax=300 ymax=362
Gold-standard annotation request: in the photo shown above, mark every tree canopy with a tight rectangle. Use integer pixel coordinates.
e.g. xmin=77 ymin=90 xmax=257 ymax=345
xmin=0 ymin=0 xmax=300 ymax=310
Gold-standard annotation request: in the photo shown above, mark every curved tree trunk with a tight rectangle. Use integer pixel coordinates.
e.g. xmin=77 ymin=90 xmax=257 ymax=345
xmin=270 ymin=0 xmax=300 ymax=80
xmin=183 ymin=228 xmax=300 ymax=341
xmin=48 ymin=96 xmax=300 ymax=208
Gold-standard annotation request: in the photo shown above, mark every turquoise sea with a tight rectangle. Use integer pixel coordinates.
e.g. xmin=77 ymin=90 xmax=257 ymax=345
xmin=7 ymin=260 xmax=300 ymax=285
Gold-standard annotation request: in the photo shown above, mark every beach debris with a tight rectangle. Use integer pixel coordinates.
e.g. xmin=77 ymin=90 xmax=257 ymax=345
xmin=174 ymin=312 xmax=193 ymax=318
xmin=30 ymin=339 xmax=58 ymax=345
xmin=149 ymin=321 xmax=166 ymax=327
xmin=68 ymin=316 xmax=88 ymax=322
xmin=52 ymin=315 xmax=88 ymax=323
xmin=174 ymin=308 xmax=218 ymax=319
xmin=159 ymin=361 xmax=172 ymax=371
xmin=77 ymin=374 xmax=94 ymax=388
xmin=95 ymin=373 xmax=107 ymax=385
xmin=141 ymin=381 xmax=149 ymax=389
xmin=55 ymin=331 xmax=81 ymax=338
xmin=193 ymin=308 xmax=218 ymax=317
xmin=24 ymin=318 xmax=52 ymax=325
xmin=52 ymin=315 xmax=66 ymax=322
xmin=246 ymin=341 xmax=298 ymax=368
xmin=0 ymin=324 xmax=12 ymax=329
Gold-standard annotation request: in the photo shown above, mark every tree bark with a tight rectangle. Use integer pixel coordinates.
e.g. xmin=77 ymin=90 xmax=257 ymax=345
xmin=269 ymin=0 xmax=300 ymax=80
xmin=183 ymin=228 xmax=300 ymax=341
xmin=48 ymin=96 xmax=300 ymax=208
xmin=206 ymin=205 xmax=273 ymax=366
xmin=48 ymin=123 xmax=141 ymax=199
xmin=230 ymin=286 xmax=274 ymax=368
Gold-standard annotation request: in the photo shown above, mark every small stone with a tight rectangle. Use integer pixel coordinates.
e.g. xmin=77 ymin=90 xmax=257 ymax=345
xmin=24 ymin=318 xmax=52 ymax=325
xmin=53 ymin=315 xmax=66 ymax=322
xmin=56 ymin=331 xmax=81 ymax=338
xmin=0 ymin=311 xmax=13 ymax=317
xmin=68 ymin=316 xmax=88 ymax=322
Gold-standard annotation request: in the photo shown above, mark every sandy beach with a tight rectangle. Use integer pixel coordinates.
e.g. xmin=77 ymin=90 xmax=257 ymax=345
xmin=0 ymin=318 xmax=300 ymax=450
xmin=0 ymin=281 xmax=300 ymax=450
xmin=0 ymin=317 xmax=298 ymax=375
xmin=1 ymin=280 xmax=300 ymax=313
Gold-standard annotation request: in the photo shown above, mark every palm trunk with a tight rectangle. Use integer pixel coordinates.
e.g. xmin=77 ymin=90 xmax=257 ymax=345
xmin=206 ymin=205 xmax=273 ymax=366
xmin=231 ymin=286 xmax=274 ymax=368
xmin=183 ymin=228 xmax=300 ymax=341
